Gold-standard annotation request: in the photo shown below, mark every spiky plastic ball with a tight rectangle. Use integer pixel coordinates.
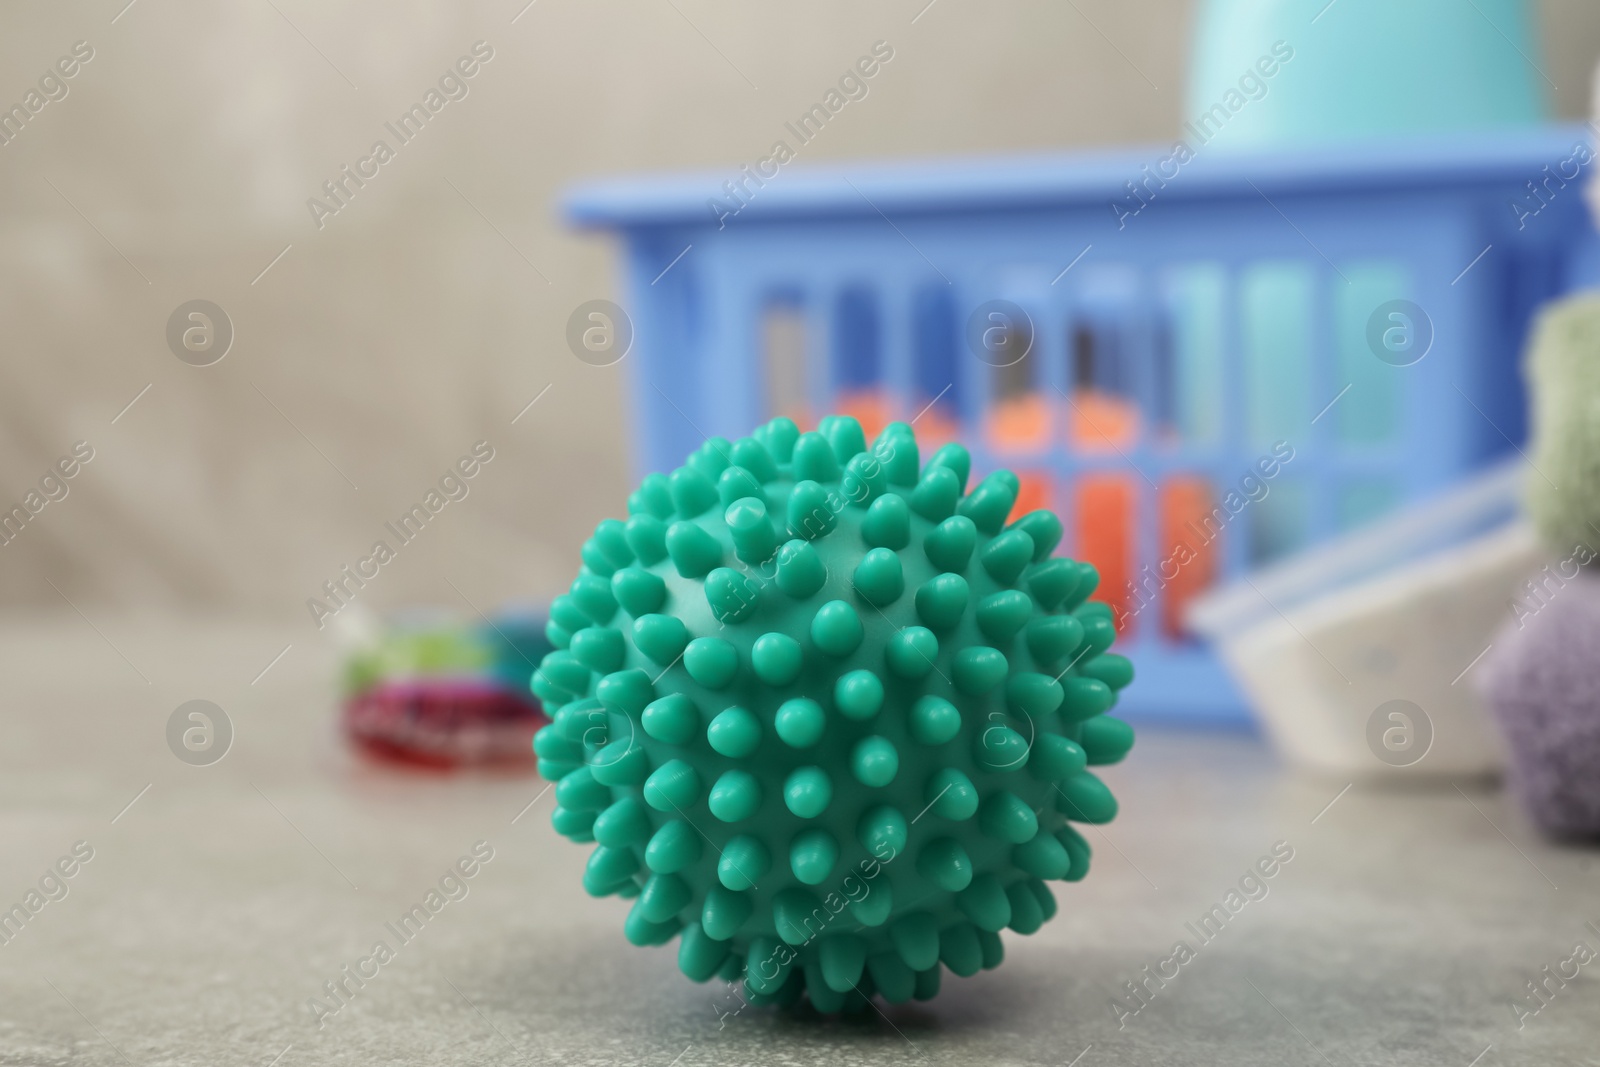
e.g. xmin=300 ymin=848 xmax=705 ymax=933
xmin=532 ymin=414 xmax=1134 ymax=1012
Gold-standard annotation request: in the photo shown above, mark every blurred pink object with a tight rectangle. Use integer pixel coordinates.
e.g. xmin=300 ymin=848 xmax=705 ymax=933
xmin=343 ymin=678 xmax=544 ymax=769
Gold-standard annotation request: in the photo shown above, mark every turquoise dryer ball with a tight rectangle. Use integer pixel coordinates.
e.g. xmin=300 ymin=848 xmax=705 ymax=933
xmin=532 ymin=414 xmax=1134 ymax=1012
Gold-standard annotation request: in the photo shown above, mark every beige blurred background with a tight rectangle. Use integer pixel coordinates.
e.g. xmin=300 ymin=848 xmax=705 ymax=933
xmin=3 ymin=0 xmax=1598 ymax=632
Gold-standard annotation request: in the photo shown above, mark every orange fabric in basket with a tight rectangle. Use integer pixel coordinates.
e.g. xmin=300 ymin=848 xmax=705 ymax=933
xmin=987 ymin=393 xmax=1050 ymax=453
xmin=1076 ymin=473 xmax=1135 ymax=635
xmin=1066 ymin=389 xmax=1139 ymax=450
xmin=912 ymin=404 xmax=960 ymax=450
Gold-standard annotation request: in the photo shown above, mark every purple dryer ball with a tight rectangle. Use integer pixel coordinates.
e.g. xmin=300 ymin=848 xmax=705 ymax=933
xmin=1480 ymin=571 xmax=1600 ymax=839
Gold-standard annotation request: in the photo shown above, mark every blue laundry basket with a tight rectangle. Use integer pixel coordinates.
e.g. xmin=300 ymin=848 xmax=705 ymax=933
xmin=564 ymin=125 xmax=1599 ymax=725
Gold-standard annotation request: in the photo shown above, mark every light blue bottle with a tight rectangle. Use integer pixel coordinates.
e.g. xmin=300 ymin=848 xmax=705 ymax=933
xmin=1186 ymin=0 xmax=1549 ymax=147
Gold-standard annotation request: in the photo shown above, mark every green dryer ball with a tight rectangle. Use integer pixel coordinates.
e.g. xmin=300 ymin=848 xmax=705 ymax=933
xmin=1526 ymin=293 xmax=1600 ymax=558
xmin=532 ymin=414 xmax=1135 ymax=1012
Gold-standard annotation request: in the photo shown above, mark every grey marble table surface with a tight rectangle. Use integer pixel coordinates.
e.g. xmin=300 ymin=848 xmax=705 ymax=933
xmin=1 ymin=617 xmax=1595 ymax=1067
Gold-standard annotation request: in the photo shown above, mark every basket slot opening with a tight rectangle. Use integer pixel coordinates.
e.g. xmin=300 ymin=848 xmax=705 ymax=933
xmin=1155 ymin=475 xmax=1219 ymax=642
xmin=1338 ymin=478 xmax=1400 ymax=531
xmin=1241 ymin=260 xmax=1313 ymax=449
xmin=1164 ymin=263 xmax=1227 ymax=446
xmin=911 ymin=284 xmax=962 ymax=445
xmin=984 ymin=302 xmax=1045 ymax=453
xmin=761 ymin=298 xmax=809 ymax=431
xmin=832 ymin=284 xmax=888 ymax=438
xmin=1334 ymin=260 xmax=1410 ymax=446
xmin=1249 ymin=475 xmax=1310 ymax=565
xmin=1066 ymin=315 xmax=1140 ymax=451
